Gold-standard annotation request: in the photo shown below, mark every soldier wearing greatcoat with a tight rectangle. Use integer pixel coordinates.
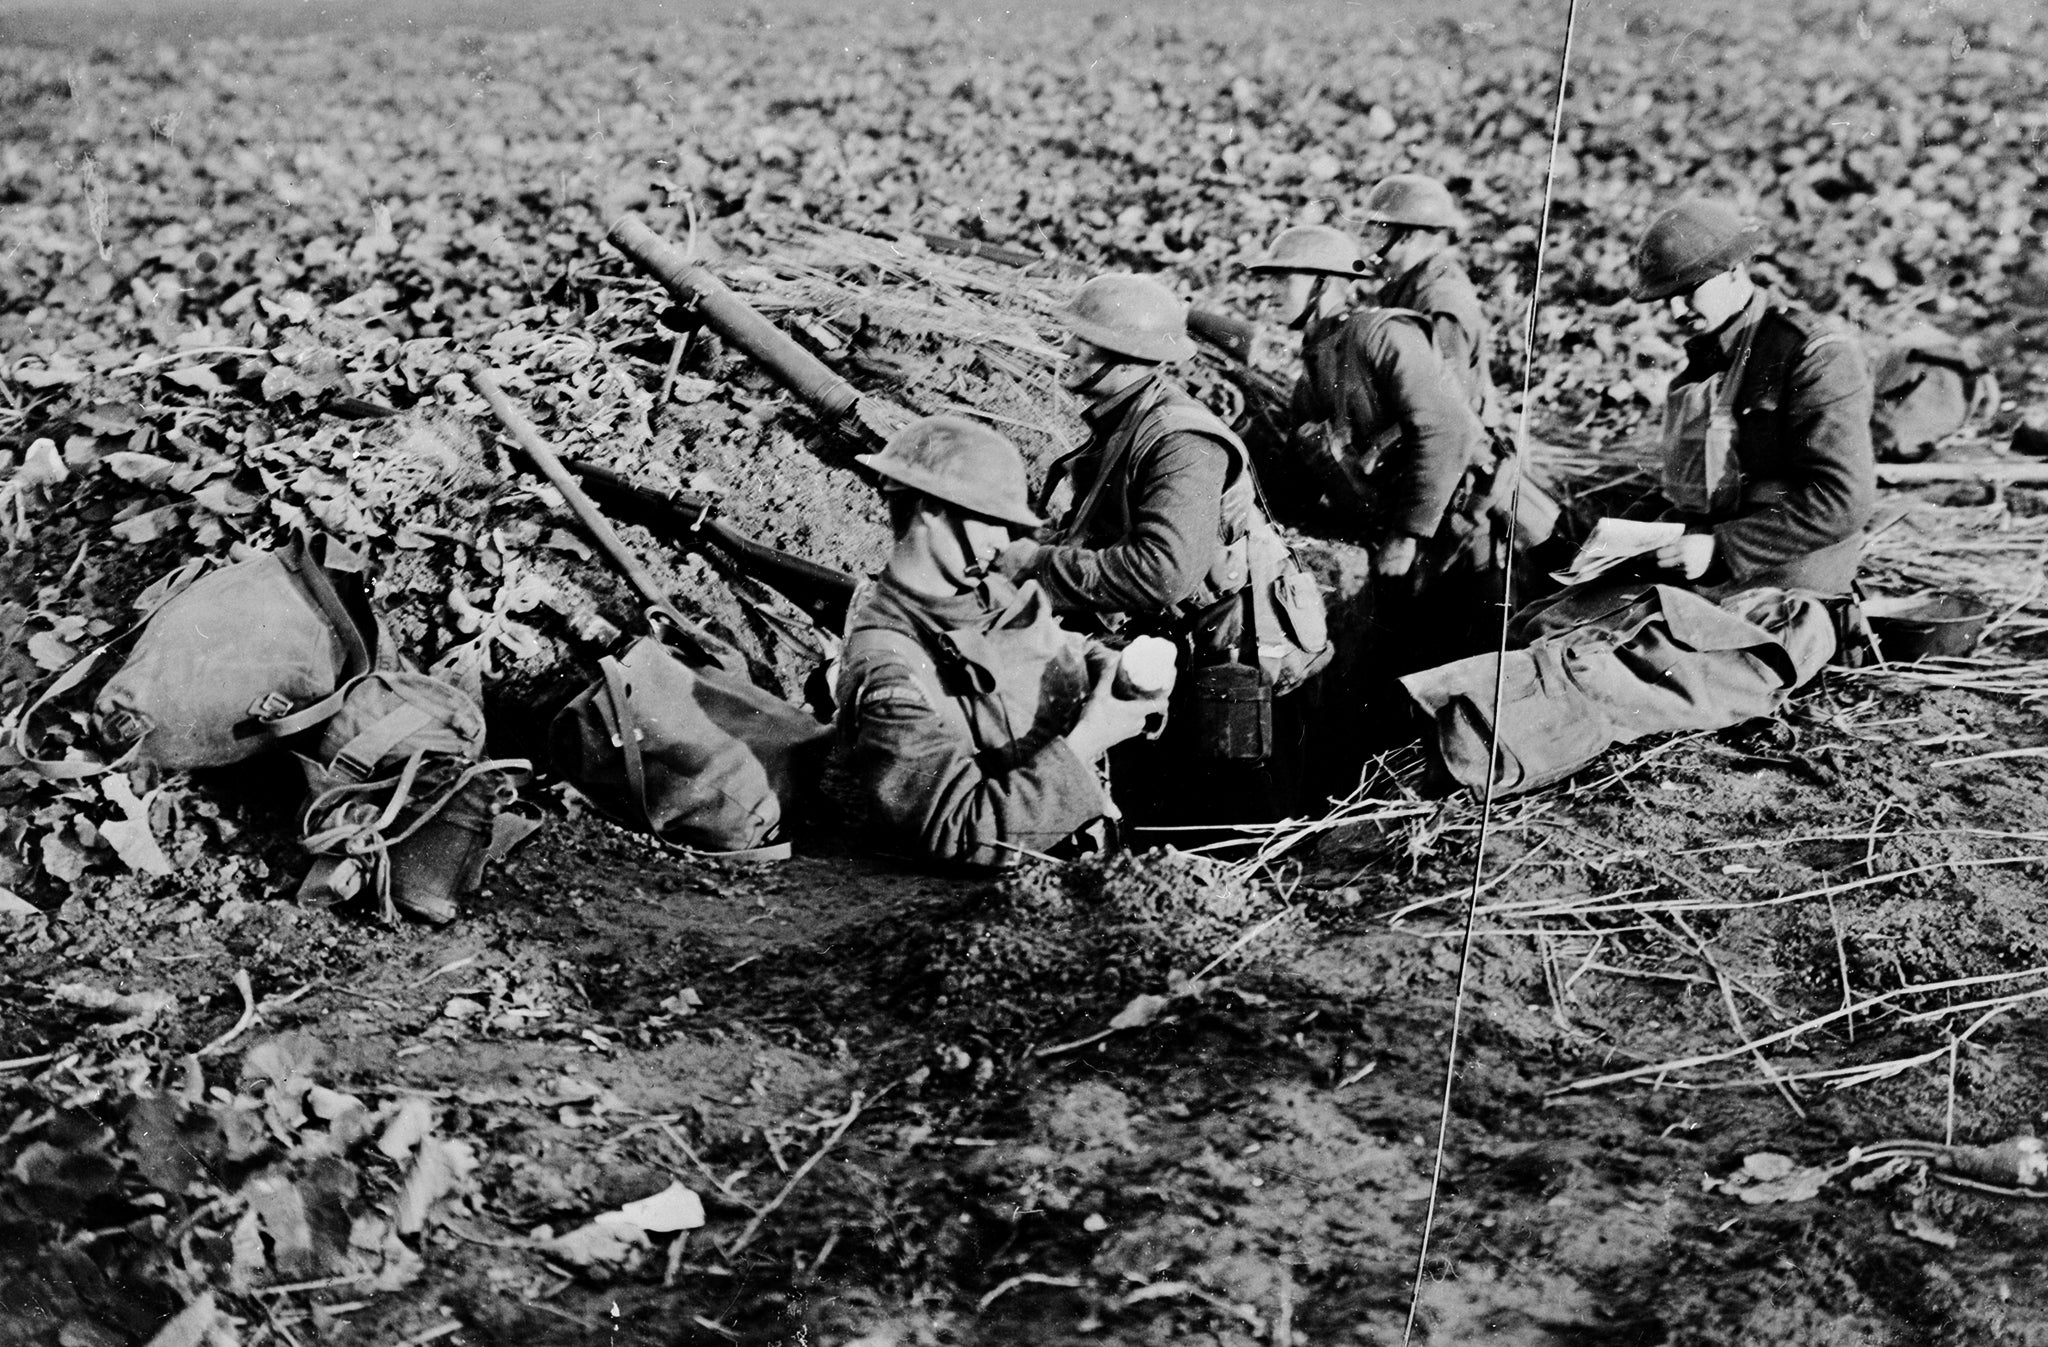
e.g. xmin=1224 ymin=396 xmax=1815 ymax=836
xmin=1628 ymin=197 xmax=1876 ymax=598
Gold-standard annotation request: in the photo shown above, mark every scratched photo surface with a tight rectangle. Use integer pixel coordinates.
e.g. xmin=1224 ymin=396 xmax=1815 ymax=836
xmin=2 ymin=0 xmax=2043 ymax=1343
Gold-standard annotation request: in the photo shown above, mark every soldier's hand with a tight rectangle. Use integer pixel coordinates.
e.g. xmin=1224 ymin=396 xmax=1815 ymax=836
xmin=1374 ymin=533 xmax=1419 ymax=578
xmin=991 ymin=539 xmax=1042 ymax=582
xmin=1655 ymin=533 xmax=1716 ymax=580
xmin=1062 ymin=662 xmax=1169 ymax=763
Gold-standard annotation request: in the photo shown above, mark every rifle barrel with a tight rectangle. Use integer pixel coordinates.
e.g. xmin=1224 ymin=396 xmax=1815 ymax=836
xmin=562 ymin=458 xmax=857 ymax=630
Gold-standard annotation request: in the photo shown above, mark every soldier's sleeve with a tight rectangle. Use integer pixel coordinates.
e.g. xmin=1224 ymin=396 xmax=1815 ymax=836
xmin=1711 ymin=327 xmax=1877 ymax=581
xmin=840 ymin=645 xmax=1108 ymax=869
xmin=1361 ymin=319 xmax=1483 ymax=538
xmin=1428 ymin=308 xmax=1487 ymax=411
xmin=1022 ymin=431 xmax=1229 ymax=615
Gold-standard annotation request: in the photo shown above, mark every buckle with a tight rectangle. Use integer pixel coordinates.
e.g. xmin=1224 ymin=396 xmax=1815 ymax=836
xmin=249 ymin=690 xmax=295 ymax=721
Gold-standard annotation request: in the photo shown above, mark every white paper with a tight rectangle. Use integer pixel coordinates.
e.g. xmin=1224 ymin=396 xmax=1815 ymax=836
xmin=1549 ymin=518 xmax=1686 ymax=587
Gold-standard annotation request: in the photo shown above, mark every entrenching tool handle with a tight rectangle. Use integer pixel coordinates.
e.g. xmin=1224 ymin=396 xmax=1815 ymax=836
xmin=606 ymin=214 xmax=861 ymax=421
xmin=460 ymin=361 xmax=733 ymax=669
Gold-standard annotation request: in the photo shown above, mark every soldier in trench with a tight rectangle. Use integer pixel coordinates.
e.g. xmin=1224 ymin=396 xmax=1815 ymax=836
xmin=832 ymin=415 xmax=1165 ymax=869
xmin=991 ymin=273 xmax=1325 ymax=832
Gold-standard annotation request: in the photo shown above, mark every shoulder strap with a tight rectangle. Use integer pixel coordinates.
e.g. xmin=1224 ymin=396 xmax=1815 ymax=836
xmin=1718 ymin=309 xmax=1764 ymax=417
xmin=1131 ymin=396 xmax=1280 ymax=541
xmin=13 ymin=556 xmax=214 ymax=781
xmin=598 ymin=654 xmax=654 ymax=832
xmin=254 ymin=534 xmax=374 ymax=743
xmin=1358 ymin=306 xmax=1435 ymax=344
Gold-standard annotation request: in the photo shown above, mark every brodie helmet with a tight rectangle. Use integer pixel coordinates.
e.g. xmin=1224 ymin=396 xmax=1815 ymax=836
xmin=1056 ymin=273 xmax=1199 ymax=364
xmin=1242 ymin=223 xmax=1370 ymax=278
xmin=1631 ymin=197 xmax=1764 ymax=302
xmin=856 ymin=415 xmax=1043 ymax=529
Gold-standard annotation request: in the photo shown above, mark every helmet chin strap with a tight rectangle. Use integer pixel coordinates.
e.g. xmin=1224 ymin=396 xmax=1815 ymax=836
xmin=938 ymin=511 xmax=994 ymax=591
xmin=1286 ymin=274 xmax=1331 ymax=331
xmin=1067 ymin=353 xmax=1124 ymax=397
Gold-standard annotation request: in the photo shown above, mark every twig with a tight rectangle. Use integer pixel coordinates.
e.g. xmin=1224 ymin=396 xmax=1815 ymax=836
xmin=1945 ymin=1035 xmax=1960 ymax=1147
xmin=196 ymin=969 xmax=257 ymax=1058
xmin=0 ymin=1052 xmax=58 ymax=1073
xmin=1938 ymin=745 xmax=2048 ymax=768
xmin=978 ymin=1273 xmax=1082 ymax=1312
xmin=1557 ymin=964 xmax=2048 ymax=1095
xmin=1826 ymin=893 xmax=1855 ymax=1044
xmin=251 ymin=1273 xmax=373 ymax=1297
xmin=659 ymin=1122 xmax=750 ymax=1205
xmin=1033 ymin=1027 xmax=1117 ymax=1060
xmin=724 ymin=1085 xmax=886 ymax=1256
xmin=1668 ymin=914 xmax=1805 ymax=1120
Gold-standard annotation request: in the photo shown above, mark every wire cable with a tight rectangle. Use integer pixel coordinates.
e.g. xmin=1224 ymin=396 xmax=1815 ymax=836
xmin=1402 ymin=0 xmax=1583 ymax=1338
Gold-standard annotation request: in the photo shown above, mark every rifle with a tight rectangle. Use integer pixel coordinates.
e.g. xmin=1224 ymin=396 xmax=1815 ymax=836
xmin=461 ymin=361 xmax=743 ymax=672
xmin=559 ymin=459 xmax=859 ymax=632
xmin=606 ymin=213 xmax=907 ymax=451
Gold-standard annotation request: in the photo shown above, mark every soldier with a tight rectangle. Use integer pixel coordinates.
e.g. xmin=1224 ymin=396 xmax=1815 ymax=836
xmin=834 ymin=416 xmax=1165 ymax=869
xmin=1361 ymin=172 xmax=1497 ymax=423
xmin=993 ymin=273 xmax=1324 ymax=827
xmin=1628 ymin=197 xmax=1876 ymax=597
xmin=1245 ymin=223 xmax=1497 ymax=674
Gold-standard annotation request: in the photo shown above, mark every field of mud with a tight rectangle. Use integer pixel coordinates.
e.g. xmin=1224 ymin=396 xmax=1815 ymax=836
xmin=5 ymin=0 xmax=2048 ymax=1344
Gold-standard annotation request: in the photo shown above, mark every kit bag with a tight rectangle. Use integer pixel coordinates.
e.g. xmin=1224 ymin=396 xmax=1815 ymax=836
xmin=1868 ymin=324 xmax=1996 ymax=463
xmin=16 ymin=532 xmax=380 ymax=780
xmin=550 ymin=636 xmax=830 ymax=859
xmin=297 ymin=670 xmax=536 ymax=924
xmin=1402 ymin=582 xmax=1838 ymax=797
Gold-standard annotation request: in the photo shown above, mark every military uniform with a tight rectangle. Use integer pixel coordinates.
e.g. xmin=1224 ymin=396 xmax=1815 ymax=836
xmin=1293 ymin=306 xmax=1488 ymax=549
xmin=1013 ymin=372 xmax=1249 ymax=659
xmin=1005 ymin=371 xmax=1310 ymax=828
xmin=1377 ymin=250 xmax=1497 ymax=422
xmin=834 ymin=572 xmax=1112 ymax=869
xmin=1652 ymin=288 xmax=1876 ymax=597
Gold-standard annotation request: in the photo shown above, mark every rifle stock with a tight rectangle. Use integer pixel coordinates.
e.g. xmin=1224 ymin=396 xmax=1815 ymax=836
xmin=561 ymin=459 xmax=858 ymax=632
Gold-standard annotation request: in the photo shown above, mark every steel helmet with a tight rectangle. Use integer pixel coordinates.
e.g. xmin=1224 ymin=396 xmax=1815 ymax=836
xmin=1360 ymin=173 xmax=1465 ymax=234
xmin=1057 ymin=273 xmax=1198 ymax=364
xmin=1631 ymin=197 xmax=1763 ymax=302
xmin=855 ymin=415 xmax=1043 ymax=529
xmin=1242 ymin=224 xmax=1370 ymax=278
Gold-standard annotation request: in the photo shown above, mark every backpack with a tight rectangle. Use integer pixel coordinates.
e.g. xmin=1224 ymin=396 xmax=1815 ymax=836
xmin=549 ymin=636 xmax=830 ymax=859
xmin=1868 ymin=325 xmax=1997 ymax=463
xmin=297 ymin=670 xmax=538 ymax=925
xmin=17 ymin=532 xmax=382 ymax=780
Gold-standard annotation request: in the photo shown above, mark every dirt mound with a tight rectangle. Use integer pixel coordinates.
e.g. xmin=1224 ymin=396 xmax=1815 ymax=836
xmin=910 ymin=852 xmax=1290 ymax=1044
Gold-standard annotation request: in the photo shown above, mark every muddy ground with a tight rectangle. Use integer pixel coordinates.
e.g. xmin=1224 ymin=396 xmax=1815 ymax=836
xmin=10 ymin=670 xmax=2048 ymax=1346
xmin=6 ymin=0 xmax=2048 ymax=1344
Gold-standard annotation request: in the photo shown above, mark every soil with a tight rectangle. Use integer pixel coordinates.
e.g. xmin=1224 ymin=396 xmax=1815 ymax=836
xmin=6 ymin=1 xmax=2048 ymax=1345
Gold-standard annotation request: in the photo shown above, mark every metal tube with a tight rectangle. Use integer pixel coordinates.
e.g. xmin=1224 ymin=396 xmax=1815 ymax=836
xmin=606 ymin=214 xmax=861 ymax=421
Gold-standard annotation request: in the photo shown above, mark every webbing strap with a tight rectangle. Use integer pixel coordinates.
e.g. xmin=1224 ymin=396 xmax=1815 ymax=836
xmin=598 ymin=655 xmax=654 ymax=832
xmin=327 ymin=697 xmax=439 ymax=783
xmin=12 ymin=557 xmax=211 ymax=780
xmin=253 ymin=536 xmax=375 ymax=743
